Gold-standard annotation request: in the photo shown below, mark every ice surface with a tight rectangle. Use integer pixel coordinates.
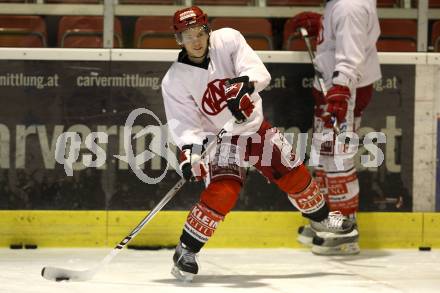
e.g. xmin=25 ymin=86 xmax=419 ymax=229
xmin=0 ymin=248 xmax=439 ymax=293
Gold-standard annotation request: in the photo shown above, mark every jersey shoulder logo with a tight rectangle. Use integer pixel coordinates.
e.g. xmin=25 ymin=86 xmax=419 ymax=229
xmin=201 ymin=78 xmax=229 ymax=116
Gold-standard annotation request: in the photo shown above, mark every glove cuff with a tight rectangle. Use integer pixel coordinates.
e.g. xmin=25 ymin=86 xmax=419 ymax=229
xmin=226 ymin=75 xmax=255 ymax=95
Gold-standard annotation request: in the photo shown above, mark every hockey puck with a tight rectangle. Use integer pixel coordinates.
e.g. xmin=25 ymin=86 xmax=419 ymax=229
xmin=419 ymin=246 xmax=431 ymax=251
xmin=9 ymin=244 xmax=23 ymax=249
xmin=25 ymin=244 xmax=38 ymax=249
xmin=55 ymin=277 xmax=70 ymax=282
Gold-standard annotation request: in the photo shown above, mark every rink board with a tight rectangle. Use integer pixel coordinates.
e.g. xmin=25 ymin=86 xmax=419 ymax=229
xmin=0 ymin=210 xmax=437 ymax=249
xmin=423 ymin=213 xmax=440 ymax=247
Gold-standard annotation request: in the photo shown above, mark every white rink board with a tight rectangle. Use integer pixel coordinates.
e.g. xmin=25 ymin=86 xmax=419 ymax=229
xmin=0 ymin=48 xmax=435 ymax=64
xmin=1 ymin=248 xmax=439 ymax=293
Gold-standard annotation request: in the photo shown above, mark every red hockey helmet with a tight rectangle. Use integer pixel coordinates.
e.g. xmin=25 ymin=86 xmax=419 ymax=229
xmin=173 ymin=6 xmax=208 ymax=33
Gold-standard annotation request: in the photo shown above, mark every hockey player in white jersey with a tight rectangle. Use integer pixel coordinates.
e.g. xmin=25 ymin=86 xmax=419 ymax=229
xmin=162 ymin=6 xmax=357 ymax=281
xmin=290 ymin=0 xmax=382 ymax=255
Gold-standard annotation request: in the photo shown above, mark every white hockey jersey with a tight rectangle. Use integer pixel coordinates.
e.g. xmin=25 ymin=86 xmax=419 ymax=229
xmin=314 ymin=0 xmax=382 ymax=90
xmin=161 ymin=28 xmax=271 ymax=149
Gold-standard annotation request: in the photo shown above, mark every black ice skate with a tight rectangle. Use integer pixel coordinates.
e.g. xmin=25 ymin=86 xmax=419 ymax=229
xmin=309 ymin=211 xmax=360 ymax=255
xmin=171 ymin=242 xmax=199 ymax=282
xmin=297 ymin=224 xmax=316 ymax=246
xmin=311 ymin=227 xmax=360 ymax=255
xmin=298 ymin=212 xmax=355 ymax=245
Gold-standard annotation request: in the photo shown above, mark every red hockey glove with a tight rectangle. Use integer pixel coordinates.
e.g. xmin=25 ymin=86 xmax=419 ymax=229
xmin=179 ymin=144 xmax=207 ymax=182
xmin=225 ymin=76 xmax=255 ymax=123
xmin=322 ymin=85 xmax=351 ymax=128
xmin=290 ymin=12 xmax=322 ymax=37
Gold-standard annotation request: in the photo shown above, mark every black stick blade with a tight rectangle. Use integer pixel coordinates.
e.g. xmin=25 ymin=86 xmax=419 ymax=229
xmin=41 ymin=266 xmax=94 ymax=282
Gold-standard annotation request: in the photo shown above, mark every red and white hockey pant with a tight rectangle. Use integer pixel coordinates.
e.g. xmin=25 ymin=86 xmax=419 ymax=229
xmin=181 ymin=120 xmax=329 ymax=250
xmin=311 ymin=84 xmax=373 ymax=217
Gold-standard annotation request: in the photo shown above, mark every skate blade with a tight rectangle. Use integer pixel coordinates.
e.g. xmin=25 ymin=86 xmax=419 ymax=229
xmin=311 ymin=242 xmax=360 ymax=256
xmin=297 ymin=234 xmax=313 ymax=246
xmin=315 ymin=228 xmax=359 ymax=239
xmin=171 ymin=266 xmax=195 ymax=282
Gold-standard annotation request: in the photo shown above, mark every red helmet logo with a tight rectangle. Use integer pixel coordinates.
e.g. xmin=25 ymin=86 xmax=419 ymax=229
xmin=173 ymin=6 xmax=208 ymax=33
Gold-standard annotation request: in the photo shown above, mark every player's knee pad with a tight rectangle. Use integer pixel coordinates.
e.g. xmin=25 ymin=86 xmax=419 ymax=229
xmin=200 ymin=179 xmax=241 ymax=216
xmin=182 ymin=202 xmax=225 ymax=252
xmin=287 ymin=178 xmax=328 ymax=222
xmin=326 ymin=168 xmax=359 ymax=217
xmin=276 ymin=165 xmax=328 ymax=222
xmin=319 ymin=155 xmax=359 ymax=216
xmin=180 ymin=180 xmax=240 ymax=252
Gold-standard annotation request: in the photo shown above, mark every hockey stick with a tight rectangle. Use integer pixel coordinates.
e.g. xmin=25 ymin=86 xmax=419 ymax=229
xmin=41 ymin=118 xmax=237 ymax=282
xmin=299 ymin=27 xmax=340 ymax=134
